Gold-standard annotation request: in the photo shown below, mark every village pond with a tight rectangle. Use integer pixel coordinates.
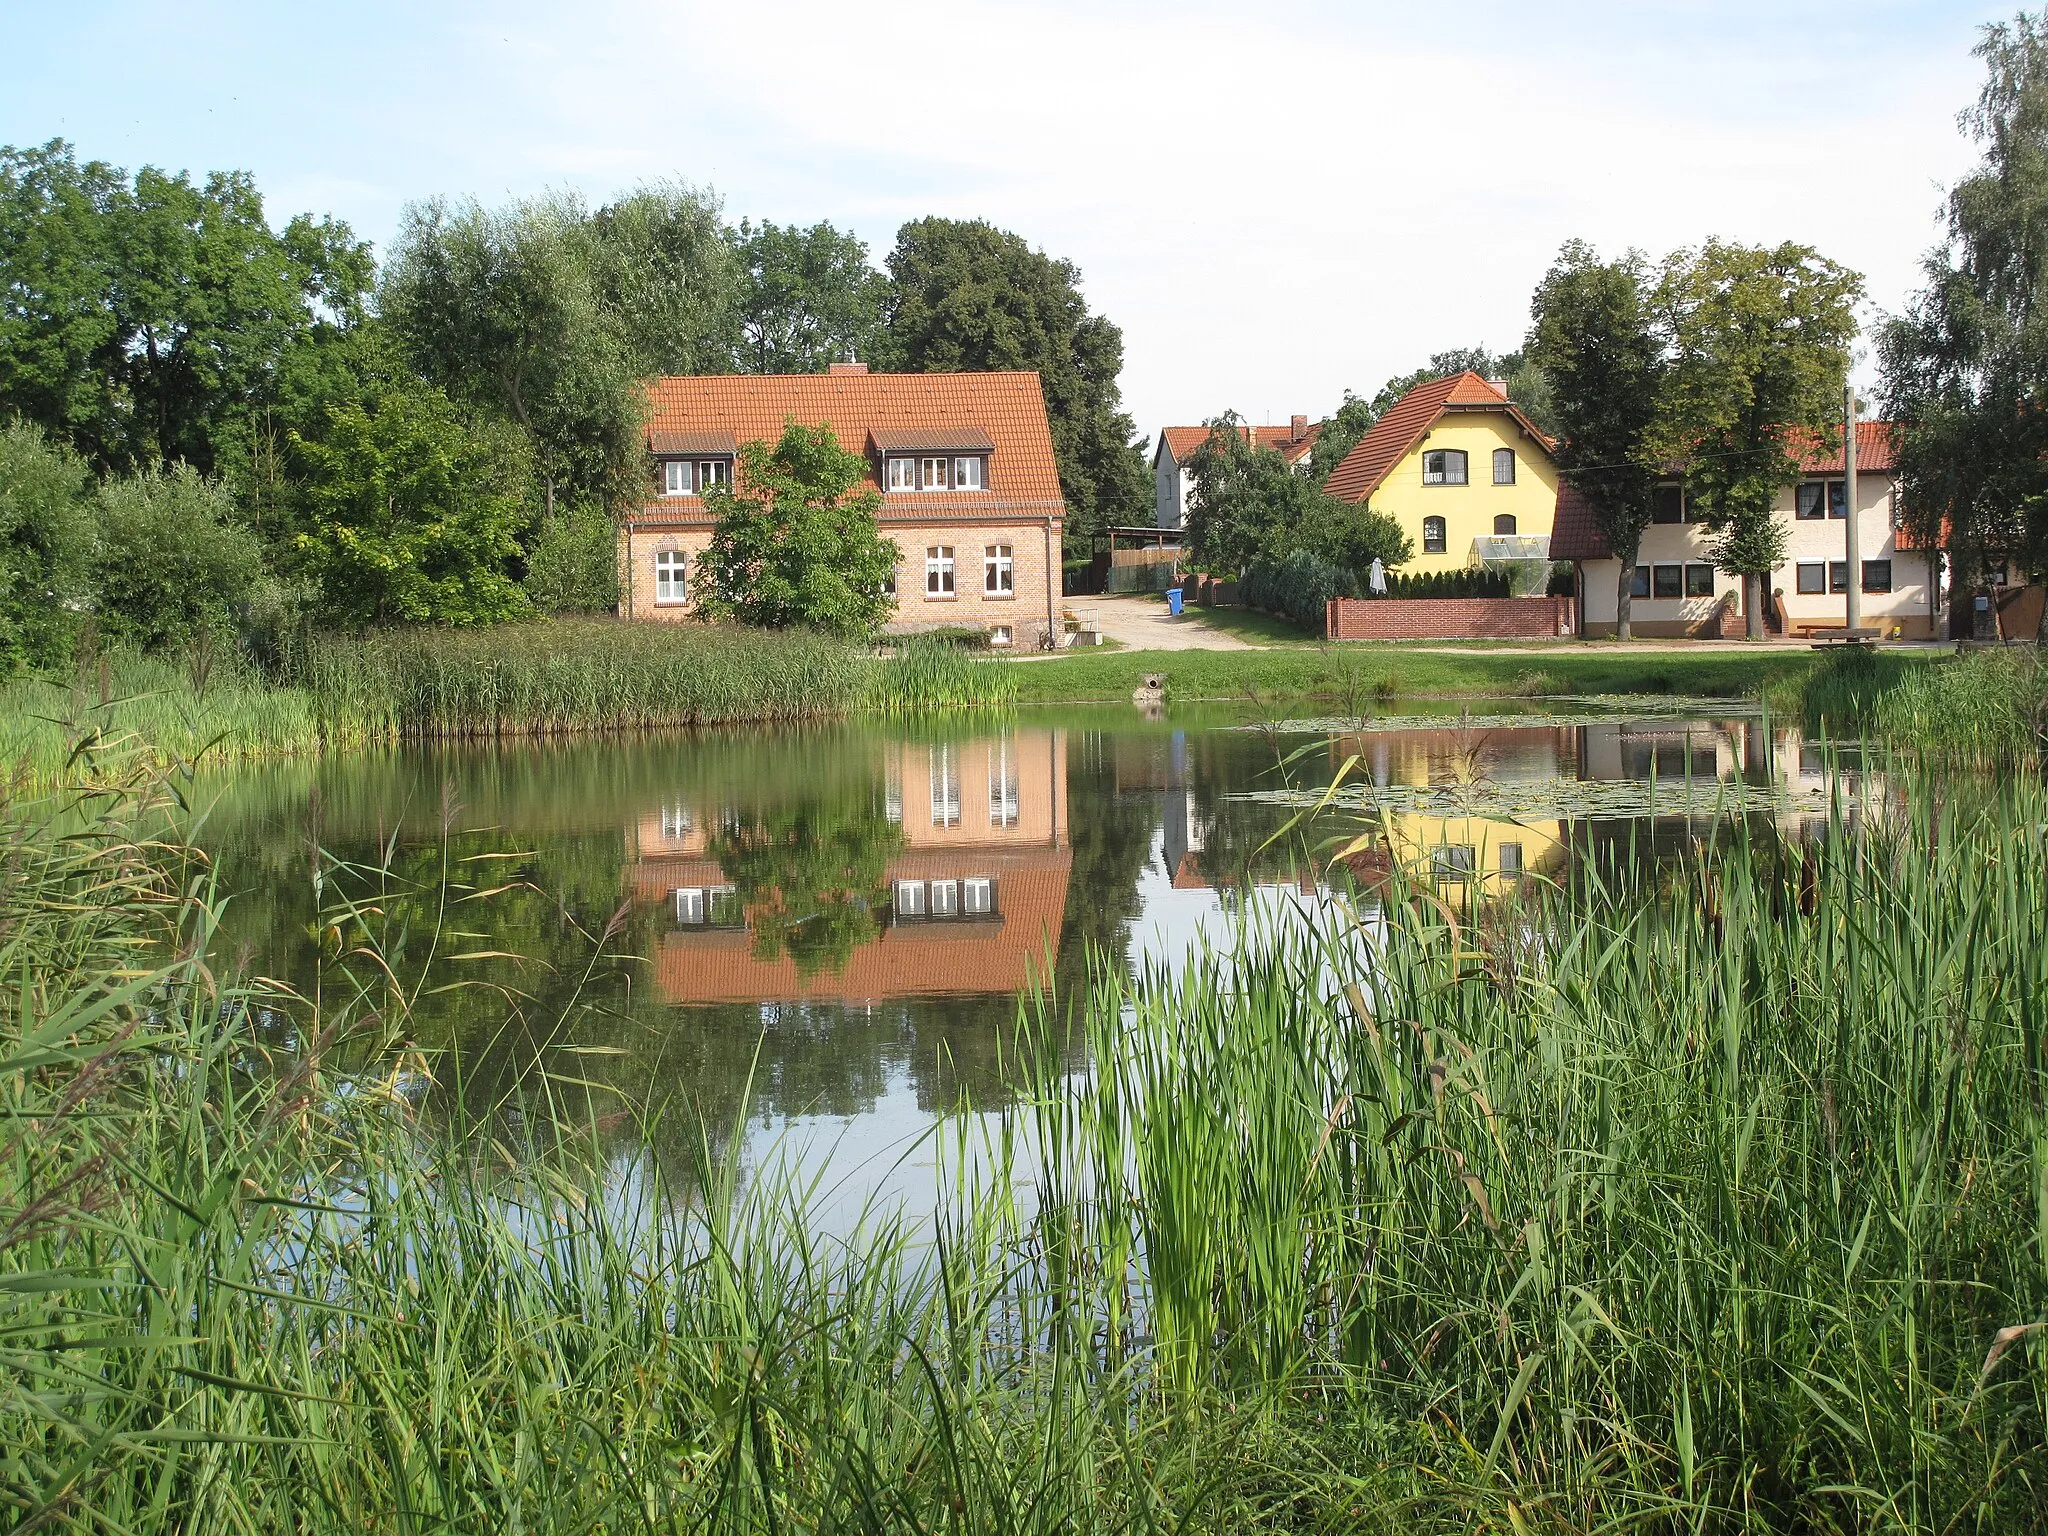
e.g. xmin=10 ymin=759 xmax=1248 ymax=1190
xmin=193 ymin=701 xmax=1863 ymax=1207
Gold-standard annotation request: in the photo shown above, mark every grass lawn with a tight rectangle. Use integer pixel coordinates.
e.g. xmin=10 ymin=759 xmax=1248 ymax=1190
xmin=1006 ymin=639 xmax=1938 ymax=706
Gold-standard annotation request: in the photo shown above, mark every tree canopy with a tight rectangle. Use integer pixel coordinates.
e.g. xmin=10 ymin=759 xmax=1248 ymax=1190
xmin=883 ymin=218 xmax=1149 ymax=541
xmin=1185 ymin=414 xmax=1410 ymax=581
xmin=694 ymin=421 xmax=899 ymax=637
xmin=732 ymin=220 xmax=886 ymax=373
xmin=1654 ymin=239 xmax=1861 ymax=638
xmin=1881 ymin=13 xmax=2048 ymax=626
xmin=1525 ymin=241 xmax=1667 ymax=639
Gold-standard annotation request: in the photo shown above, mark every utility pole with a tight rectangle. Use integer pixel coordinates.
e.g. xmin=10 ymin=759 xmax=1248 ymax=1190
xmin=1844 ymin=385 xmax=1862 ymax=634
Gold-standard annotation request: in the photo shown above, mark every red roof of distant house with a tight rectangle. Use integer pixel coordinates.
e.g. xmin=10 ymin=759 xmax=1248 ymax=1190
xmin=1325 ymin=373 xmax=1552 ymax=505
xmin=1549 ymin=422 xmax=1905 ymax=561
xmin=632 ymin=370 xmax=1063 ymax=523
xmin=1155 ymin=420 xmax=1321 ymax=469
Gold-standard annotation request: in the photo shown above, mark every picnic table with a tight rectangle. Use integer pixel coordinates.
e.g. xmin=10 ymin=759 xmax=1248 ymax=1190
xmin=1799 ymin=625 xmax=1880 ymax=649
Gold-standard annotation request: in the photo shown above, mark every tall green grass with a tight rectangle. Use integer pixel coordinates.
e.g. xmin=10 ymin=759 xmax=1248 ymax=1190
xmin=5 ymin=751 xmax=2044 ymax=1530
xmin=1795 ymin=646 xmax=2046 ymax=765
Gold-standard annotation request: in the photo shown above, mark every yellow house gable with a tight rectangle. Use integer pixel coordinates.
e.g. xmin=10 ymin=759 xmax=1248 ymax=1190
xmin=1371 ymin=411 xmax=1559 ymax=573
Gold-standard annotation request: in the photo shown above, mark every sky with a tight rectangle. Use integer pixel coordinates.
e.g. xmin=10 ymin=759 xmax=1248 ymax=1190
xmin=2 ymin=0 xmax=2012 ymax=440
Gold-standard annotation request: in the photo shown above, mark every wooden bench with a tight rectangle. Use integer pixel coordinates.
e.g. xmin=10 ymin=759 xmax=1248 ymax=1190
xmin=1797 ymin=624 xmax=1880 ymax=649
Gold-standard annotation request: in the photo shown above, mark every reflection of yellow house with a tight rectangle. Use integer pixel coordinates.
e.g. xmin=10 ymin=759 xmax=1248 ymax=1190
xmin=1360 ymin=813 xmax=1566 ymax=910
xmin=1325 ymin=373 xmax=1559 ymax=575
xmin=627 ymin=731 xmax=1070 ymax=1005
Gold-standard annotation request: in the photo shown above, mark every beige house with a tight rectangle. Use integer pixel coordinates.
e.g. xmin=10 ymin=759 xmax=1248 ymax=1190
xmin=619 ymin=364 xmax=1066 ymax=648
xmin=1553 ymin=424 xmax=1940 ymax=639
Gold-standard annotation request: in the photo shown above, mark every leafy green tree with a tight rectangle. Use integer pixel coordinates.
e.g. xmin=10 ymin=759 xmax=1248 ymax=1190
xmin=1526 ymin=241 xmax=1667 ymax=639
xmin=1880 ymin=14 xmax=2048 ymax=636
xmin=732 ymin=219 xmax=886 ymax=372
xmin=522 ymin=500 xmax=620 ymax=614
xmin=881 ymin=218 xmax=1149 ymax=541
xmin=695 ymin=421 xmax=899 ymax=635
xmin=1308 ymin=390 xmax=1377 ymax=481
xmin=1654 ymin=240 xmax=1862 ymax=639
xmin=289 ymin=385 xmax=533 ymax=626
xmin=588 ymin=182 xmax=740 ymax=377
xmin=382 ymin=192 xmax=644 ymax=518
xmin=0 ymin=420 xmax=93 ymax=668
xmin=92 ymin=464 xmax=265 ymax=651
xmin=1184 ymin=413 xmax=1409 ymax=579
xmin=1313 ymin=346 xmax=1558 ymax=483
xmin=0 ymin=139 xmax=374 ymax=476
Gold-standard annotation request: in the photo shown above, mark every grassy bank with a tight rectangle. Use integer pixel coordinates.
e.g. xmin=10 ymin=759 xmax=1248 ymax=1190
xmin=1009 ymin=640 xmax=1855 ymax=706
xmin=0 ymin=623 xmax=1016 ymax=780
xmin=4 ymin=748 xmax=2042 ymax=1530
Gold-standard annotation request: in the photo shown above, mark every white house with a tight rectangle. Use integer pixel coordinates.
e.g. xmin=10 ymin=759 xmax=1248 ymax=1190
xmin=1552 ymin=424 xmax=1941 ymax=640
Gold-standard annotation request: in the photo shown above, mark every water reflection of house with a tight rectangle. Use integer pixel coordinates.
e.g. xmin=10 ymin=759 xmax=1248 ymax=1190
xmin=628 ymin=731 xmax=1070 ymax=1004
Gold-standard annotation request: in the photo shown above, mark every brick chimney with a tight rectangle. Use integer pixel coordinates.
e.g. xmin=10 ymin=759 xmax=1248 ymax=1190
xmin=1290 ymin=413 xmax=1308 ymax=442
xmin=828 ymin=360 xmax=869 ymax=375
xmin=1486 ymin=377 xmax=1508 ymax=397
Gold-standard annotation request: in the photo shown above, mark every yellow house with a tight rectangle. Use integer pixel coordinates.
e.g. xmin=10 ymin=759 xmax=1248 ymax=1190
xmin=1325 ymin=372 xmax=1558 ymax=575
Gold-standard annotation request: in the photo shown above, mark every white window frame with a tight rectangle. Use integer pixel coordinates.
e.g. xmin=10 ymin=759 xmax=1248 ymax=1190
xmin=674 ymin=887 xmax=706 ymax=924
xmin=926 ymin=546 xmax=955 ymax=597
xmin=888 ymin=457 xmax=917 ymax=491
xmin=894 ymin=879 xmax=926 ymax=917
xmin=654 ymin=550 xmax=688 ymax=605
xmin=963 ymin=877 xmax=994 ymax=916
xmin=953 ymin=456 xmax=985 ymax=490
xmin=929 ymin=879 xmax=959 ymax=918
xmin=920 ymin=456 xmax=948 ymax=490
xmin=698 ymin=459 xmax=730 ymax=493
xmin=989 ymin=625 xmax=1013 ymax=647
xmin=1422 ymin=449 xmax=1468 ymax=486
xmin=984 ymin=543 xmax=1014 ymax=595
xmin=930 ymin=745 xmax=961 ymax=828
xmin=989 ymin=737 xmax=1020 ymax=827
xmin=663 ymin=460 xmax=692 ymax=497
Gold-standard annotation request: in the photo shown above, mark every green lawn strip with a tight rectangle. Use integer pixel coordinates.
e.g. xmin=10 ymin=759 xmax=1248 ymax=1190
xmin=1004 ymin=641 xmax=1897 ymax=705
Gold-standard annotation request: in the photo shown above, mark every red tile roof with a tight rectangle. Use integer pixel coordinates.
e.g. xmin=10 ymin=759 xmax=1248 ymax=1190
xmin=1325 ymin=373 xmax=1553 ymax=505
xmin=632 ymin=372 xmax=1063 ymax=525
xmin=1550 ymin=423 xmax=1904 ymax=562
xmin=1155 ymin=420 xmax=1321 ymax=469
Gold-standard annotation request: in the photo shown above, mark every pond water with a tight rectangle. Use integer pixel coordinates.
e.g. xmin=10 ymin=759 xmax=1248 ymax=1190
xmin=194 ymin=702 xmax=1848 ymax=1207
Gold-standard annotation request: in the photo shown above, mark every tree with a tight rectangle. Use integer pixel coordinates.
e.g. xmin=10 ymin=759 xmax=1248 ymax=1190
xmin=382 ymin=192 xmax=644 ymax=518
xmin=1879 ymin=14 xmax=2048 ymax=636
xmin=1312 ymin=346 xmax=1559 ymax=483
xmin=694 ymin=421 xmax=899 ymax=636
xmin=0 ymin=420 xmax=93 ymax=668
xmin=731 ymin=220 xmax=886 ymax=372
xmin=0 ymin=139 xmax=375 ymax=476
xmin=587 ymin=182 xmax=740 ymax=378
xmin=1185 ymin=413 xmax=1409 ymax=577
xmin=1525 ymin=241 xmax=1667 ymax=639
xmin=289 ymin=385 xmax=532 ymax=626
xmin=882 ymin=218 xmax=1149 ymax=541
xmin=1654 ymin=240 xmax=1862 ymax=639
xmin=92 ymin=464 xmax=265 ymax=651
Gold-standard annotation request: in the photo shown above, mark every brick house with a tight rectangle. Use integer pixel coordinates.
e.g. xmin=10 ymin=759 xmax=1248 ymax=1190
xmin=1552 ymin=423 xmax=1941 ymax=639
xmin=1152 ymin=416 xmax=1320 ymax=530
xmin=619 ymin=364 xmax=1065 ymax=648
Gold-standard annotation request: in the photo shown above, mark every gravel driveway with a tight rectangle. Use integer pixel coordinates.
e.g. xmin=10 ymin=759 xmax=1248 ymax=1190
xmin=1060 ymin=594 xmax=1257 ymax=651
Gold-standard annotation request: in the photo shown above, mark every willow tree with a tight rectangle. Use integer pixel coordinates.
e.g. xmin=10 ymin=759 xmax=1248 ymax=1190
xmin=1880 ymin=13 xmax=2048 ymax=637
xmin=1654 ymin=240 xmax=1862 ymax=640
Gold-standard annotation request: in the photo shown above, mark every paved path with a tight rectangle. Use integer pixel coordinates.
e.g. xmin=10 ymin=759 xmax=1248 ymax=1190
xmin=1061 ymin=594 xmax=1257 ymax=651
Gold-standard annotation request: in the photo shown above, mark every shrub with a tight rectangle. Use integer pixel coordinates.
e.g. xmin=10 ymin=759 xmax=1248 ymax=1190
xmin=1379 ymin=567 xmax=1510 ymax=600
xmin=0 ymin=420 xmax=93 ymax=669
xmin=523 ymin=500 xmax=621 ymax=614
xmin=1240 ymin=548 xmax=1354 ymax=631
xmin=92 ymin=464 xmax=267 ymax=651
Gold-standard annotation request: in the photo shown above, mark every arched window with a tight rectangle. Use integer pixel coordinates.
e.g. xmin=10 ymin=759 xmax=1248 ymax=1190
xmin=1493 ymin=448 xmax=1516 ymax=485
xmin=1422 ymin=449 xmax=1467 ymax=485
xmin=1493 ymin=514 xmax=1517 ymax=535
xmin=1422 ymin=516 xmax=1447 ymax=553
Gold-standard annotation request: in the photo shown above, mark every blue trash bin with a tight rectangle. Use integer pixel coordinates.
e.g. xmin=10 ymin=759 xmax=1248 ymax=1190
xmin=1166 ymin=588 xmax=1184 ymax=617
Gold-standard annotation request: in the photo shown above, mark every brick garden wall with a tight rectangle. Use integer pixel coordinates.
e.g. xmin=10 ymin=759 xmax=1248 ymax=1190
xmin=1325 ymin=595 xmax=1577 ymax=641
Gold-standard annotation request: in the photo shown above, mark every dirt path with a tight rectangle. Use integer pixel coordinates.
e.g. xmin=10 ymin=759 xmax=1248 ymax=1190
xmin=1060 ymin=594 xmax=1257 ymax=651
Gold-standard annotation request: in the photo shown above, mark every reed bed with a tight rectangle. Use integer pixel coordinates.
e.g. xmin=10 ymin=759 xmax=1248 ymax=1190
xmin=4 ymin=753 xmax=2044 ymax=1531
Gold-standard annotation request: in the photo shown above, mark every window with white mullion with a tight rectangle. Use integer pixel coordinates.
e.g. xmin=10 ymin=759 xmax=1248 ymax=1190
xmin=926 ymin=546 xmax=955 ymax=596
xmin=983 ymin=543 xmax=1013 ymax=595
xmin=920 ymin=456 xmax=949 ymax=490
xmin=654 ymin=550 xmax=688 ymax=605
xmin=663 ymin=460 xmax=692 ymax=496
xmin=888 ymin=457 xmax=917 ymax=491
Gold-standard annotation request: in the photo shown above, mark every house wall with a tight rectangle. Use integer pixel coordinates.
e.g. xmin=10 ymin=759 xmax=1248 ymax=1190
xmin=1370 ymin=411 xmax=1560 ymax=573
xmin=620 ymin=518 xmax=1063 ymax=647
xmin=1576 ymin=472 xmax=1939 ymax=639
xmin=1154 ymin=445 xmax=1186 ymax=530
